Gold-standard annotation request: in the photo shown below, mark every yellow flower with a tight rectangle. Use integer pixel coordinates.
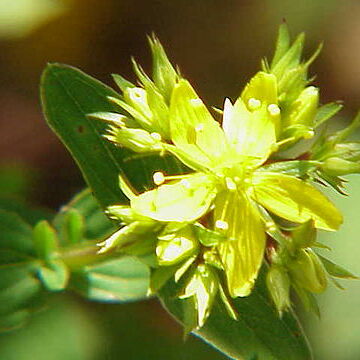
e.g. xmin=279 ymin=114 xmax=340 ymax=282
xmin=130 ymin=73 xmax=342 ymax=297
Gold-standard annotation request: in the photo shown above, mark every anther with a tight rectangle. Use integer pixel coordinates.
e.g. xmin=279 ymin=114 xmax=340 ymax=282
xmin=180 ymin=179 xmax=191 ymax=188
xmin=225 ymin=177 xmax=237 ymax=190
xmin=150 ymin=132 xmax=162 ymax=141
xmin=215 ymin=220 xmax=229 ymax=230
xmin=195 ymin=123 xmax=204 ymax=132
xmin=267 ymin=104 xmax=281 ymax=116
xmin=153 ymin=171 xmax=165 ymax=185
xmin=190 ymin=98 xmax=202 ymax=106
xmin=248 ymin=98 xmax=261 ymax=110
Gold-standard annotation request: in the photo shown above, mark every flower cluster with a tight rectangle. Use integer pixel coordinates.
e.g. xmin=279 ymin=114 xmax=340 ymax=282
xmin=91 ymin=26 xmax=358 ymax=329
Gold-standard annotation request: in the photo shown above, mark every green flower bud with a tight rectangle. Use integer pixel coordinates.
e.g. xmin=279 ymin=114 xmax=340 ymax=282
xmin=179 ymin=264 xmax=219 ymax=329
xmin=321 ymin=157 xmax=360 ymax=176
xmin=332 ymin=143 xmax=360 ymax=162
xmin=266 ymin=265 xmax=291 ymax=315
xmin=97 ymin=221 xmax=156 ymax=254
xmin=285 ymin=86 xmax=319 ymax=128
xmin=33 ymin=220 xmax=58 ymax=261
xmin=289 ymin=249 xmax=327 ymax=293
xmin=105 ymin=126 xmax=163 ymax=153
xmin=124 ymin=87 xmax=152 ymax=119
xmin=291 ymin=220 xmax=316 ymax=250
xmin=106 ymin=205 xmax=156 ymax=225
xmin=156 ymin=227 xmax=198 ymax=266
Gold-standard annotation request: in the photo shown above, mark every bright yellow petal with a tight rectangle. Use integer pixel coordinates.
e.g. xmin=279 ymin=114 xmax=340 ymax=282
xmin=241 ymin=71 xmax=278 ymax=106
xmin=170 ymin=79 xmax=229 ymax=168
xmin=131 ymin=173 xmax=216 ymax=222
xmin=251 ymin=172 xmax=343 ymax=231
xmin=214 ymin=191 xmax=265 ymax=297
xmin=222 ymin=98 xmax=278 ymax=162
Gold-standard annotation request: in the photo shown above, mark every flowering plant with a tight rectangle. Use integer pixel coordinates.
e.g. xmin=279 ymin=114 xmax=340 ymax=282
xmin=1 ymin=25 xmax=357 ymax=360
xmin=92 ymin=25 xmax=358 ymax=329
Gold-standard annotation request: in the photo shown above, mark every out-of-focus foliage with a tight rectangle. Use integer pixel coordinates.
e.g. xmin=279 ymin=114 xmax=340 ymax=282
xmin=0 ymin=0 xmax=67 ymax=39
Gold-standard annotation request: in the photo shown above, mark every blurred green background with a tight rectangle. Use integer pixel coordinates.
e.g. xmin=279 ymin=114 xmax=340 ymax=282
xmin=0 ymin=0 xmax=359 ymax=359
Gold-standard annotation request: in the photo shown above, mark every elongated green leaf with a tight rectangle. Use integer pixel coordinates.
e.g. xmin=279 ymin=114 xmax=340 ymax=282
xmin=41 ymin=64 xmax=132 ymax=208
xmin=0 ymin=210 xmax=34 ymax=256
xmin=260 ymin=160 xmax=318 ymax=178
xmin=318 ymin=255 xmax=358 ymax=279
xmin=70 ymin=256 xmax=150 ymax=302
xmin=0 ymin=210 xmax=44 ymax=332
xmin=160 ymin=270 xmax=312 ymax=360
xmin=0 ymin=198 xmax=53 ymax=225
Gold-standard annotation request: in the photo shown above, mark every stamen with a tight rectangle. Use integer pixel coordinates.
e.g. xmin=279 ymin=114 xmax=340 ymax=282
xmin=153 ymin=171 xmax=165 ymax=185
xmin=150 ymin=132 xmax=162 ymax=141
xmin=225 ymin=177 xmax=237 ymax=190
xmin=267 ymin=104 xmax=281 ymax=116
xmin=180 ymin=179 xmax=191 ymax=188
xmin=265 ymin=221 xmax=276 ymax=232
xmin=195 ymin=123 xmax=204 ymax=132
xmin=303 ymin=129 xmax=315 ymax=139
xmin=190 ymin=98 xmax=203 ymax=106
xmin=215 ymin=220 xmax=229 ymax=230
xmin=248 ymin=98 xmax=261 ymax=110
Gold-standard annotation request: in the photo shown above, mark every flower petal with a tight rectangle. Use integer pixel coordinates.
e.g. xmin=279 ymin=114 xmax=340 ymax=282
xmin=222 ymin=98 xmax=278 ymax=162
xmin=241 ymin=71 xmax=278 ymax=106
xmin=131 ymin=173 xmax=217 ymax=222
xmin=252 ymin=172 xmax=343 ymax=230
xmin=214 ymin=191 xmax=265 ymax=297
xmin=170 ymin=79 xmax=229 ymax=169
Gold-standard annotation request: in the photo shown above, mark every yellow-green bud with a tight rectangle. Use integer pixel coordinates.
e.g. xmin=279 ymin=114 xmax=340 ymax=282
xmin=266 ymin=265 xmax=291 ymax=315
xmin=124 ymin=87 xmax=152 ymax=119
xmin=322 ymin=157 xmax=360 ymax=176
xmin=289 ymin=249 xmax=327 ymax=293
xmin=156 ymin=227 xmax=198 ymax=266
xmin=105 ymin=127 xmax=163 ymax=153
xmin=179 ymin=264 xmax=218 ymax=329
xmin=286 ymin=86 xmax=319 ymax=128
xmin=291 ymin=220 xmax=316 ymax=250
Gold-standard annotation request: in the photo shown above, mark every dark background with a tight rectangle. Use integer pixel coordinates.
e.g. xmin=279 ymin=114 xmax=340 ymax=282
xmin=0 ymin=1 xmax=359 ymax=359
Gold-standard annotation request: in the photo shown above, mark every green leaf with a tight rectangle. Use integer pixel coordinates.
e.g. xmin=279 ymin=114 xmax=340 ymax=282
xmin=148 ymin=34 xmax=178 ymax=103
xmin=318 ymin=255 xmax=358 ymax=279
xmin=0 ymin=198 xmax=53 ymax=225
xmin=160 ymin=270 xmax=312 ymax=360
xmin=260 ymin=160 xmax=319 ymax=177
xmin=32 ymin=220 xmax=58 ymax=260
xmin=271 ymin=32 xmax=305 ymax=80
xmin=0 ymin=210 xmax=44 ymax=331
xmin=60 ymin=209 xmax=84 ymax=245
xmin=0 ymin=265 xmax=41 ymax=315
xmin=70 ymin=255 xmax=150 ymax=302
xmin=38 ymin=260 xmax=69 ymax=291
xmin=41 ymin=64 xmax=130 ymax=209
xmin=270 ymin=23 xmax=291 ymax=68
xmin=314 ymin=102 xmax=343 ymax=128
xmin=0 ymin=209 xmax=34 ymax=256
